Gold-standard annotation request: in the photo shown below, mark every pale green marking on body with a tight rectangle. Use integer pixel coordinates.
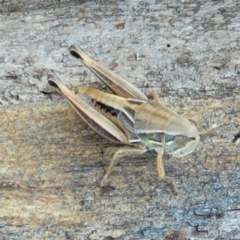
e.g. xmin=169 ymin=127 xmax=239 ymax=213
xmin=144 ymin=137 xmax=153 ymax=147
xmin=143 ymin=137 xmax=164 ymax=148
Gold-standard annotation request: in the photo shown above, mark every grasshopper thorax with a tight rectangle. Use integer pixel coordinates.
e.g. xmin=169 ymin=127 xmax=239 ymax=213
xmin=133 ymin=101 xmax=200 ymax=158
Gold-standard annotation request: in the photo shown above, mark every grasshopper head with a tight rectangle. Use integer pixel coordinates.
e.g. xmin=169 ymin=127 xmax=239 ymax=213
xmin=165 ymin=116 xmax=200 ymax=157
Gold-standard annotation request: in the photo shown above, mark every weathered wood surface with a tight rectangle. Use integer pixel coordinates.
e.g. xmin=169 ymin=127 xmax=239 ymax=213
xmin=0 ymin=0 xmax=240 ymax=239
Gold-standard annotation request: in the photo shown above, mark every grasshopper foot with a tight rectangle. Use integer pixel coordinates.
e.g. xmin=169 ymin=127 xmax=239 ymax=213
xmin=156 ymin=150 xmax=179 ymax=195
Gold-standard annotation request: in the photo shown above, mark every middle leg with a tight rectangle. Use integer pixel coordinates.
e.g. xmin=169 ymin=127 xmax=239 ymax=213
xmin=101 ymin=145 xmax=146 ymax=186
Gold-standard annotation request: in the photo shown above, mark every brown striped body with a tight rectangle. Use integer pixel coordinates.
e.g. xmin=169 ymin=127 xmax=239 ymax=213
xmin=72 ymin=85 xmax=199 ymax=157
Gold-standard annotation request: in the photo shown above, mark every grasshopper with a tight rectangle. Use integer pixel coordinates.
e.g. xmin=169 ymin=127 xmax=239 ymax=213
xmin=48 ymin=45 xmax=200 ymax=194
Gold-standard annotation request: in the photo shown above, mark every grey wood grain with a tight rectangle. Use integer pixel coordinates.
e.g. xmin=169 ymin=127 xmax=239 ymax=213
xmin=0 ymin=0 xmax=239 ymax=239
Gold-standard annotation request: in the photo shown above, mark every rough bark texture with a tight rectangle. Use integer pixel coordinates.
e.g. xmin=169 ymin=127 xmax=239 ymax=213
xmin=0 ymin=0 xmax=240 ymax=239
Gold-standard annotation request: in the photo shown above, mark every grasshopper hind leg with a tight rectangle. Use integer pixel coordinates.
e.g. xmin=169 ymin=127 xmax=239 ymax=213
xmin=157 ymin=150 xmax=179 ymax=195
xmin=101 ymin=145 xmax=146 ymax=186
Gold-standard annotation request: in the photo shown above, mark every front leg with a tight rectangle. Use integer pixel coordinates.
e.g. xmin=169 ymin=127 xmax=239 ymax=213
xmin=101 ymin=145 xmax=146 ymax=186
xmin=156 ymin=150 xmax=179 ymax=195
xmin=148 ymin=90 xmax=179 ymax=194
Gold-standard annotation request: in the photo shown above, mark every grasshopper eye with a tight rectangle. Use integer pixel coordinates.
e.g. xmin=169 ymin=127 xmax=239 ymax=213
xmin=173 ymin=135 xmax=188 ymax=148
xmin=165 ymin=134 xmax=199 ymax=157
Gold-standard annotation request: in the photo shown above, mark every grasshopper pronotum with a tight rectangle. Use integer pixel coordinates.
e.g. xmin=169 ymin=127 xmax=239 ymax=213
xmin=48 ymin=45 xmax=200 ymax=194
